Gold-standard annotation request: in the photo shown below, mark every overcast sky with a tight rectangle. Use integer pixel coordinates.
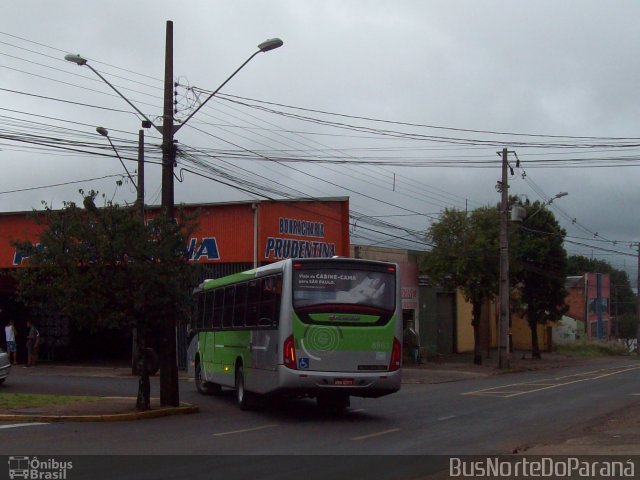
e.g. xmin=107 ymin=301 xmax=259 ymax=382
xmin=1 ymin=1 xmax=639 ymax=278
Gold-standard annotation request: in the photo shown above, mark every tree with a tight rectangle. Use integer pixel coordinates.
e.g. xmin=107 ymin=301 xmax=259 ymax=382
xmin=617 ymin=313 xmax=638 ymax=352
xmin=422 ymin=207 xmax=500 ymax=365
xmin=13 ymin=191 xmax=196 ymax=410
xmin=510 ymin=202 xmax=568 ymax=359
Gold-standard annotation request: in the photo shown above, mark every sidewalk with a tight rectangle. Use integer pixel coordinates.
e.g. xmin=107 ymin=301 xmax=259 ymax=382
xmin=402 ymin=350 xmax=622 ymax=384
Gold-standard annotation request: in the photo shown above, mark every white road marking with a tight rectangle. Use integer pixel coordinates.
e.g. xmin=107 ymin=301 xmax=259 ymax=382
xmin=0 ymin=423 xmax=48 ymax=429
xmin=351 ymin=428 xmax=400 ymax=441
xmin=464 ymin=365 xmax=640 ymax=398
xmin=213 ymin=424 xmax=278 ymax=436
xmin=438 ymin=415 xmax=456 ymax=421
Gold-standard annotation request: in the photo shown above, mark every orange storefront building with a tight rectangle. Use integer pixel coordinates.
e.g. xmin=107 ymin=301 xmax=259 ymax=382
xmin=0 ymin=198 xmax=350 ymax=363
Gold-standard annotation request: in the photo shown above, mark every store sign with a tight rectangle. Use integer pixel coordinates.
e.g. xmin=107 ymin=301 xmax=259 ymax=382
xmin=401 ymin=287 xmax=417 ymax=299
xmin=13 ymin=238 xmax=221 ymax=265
xmin=265 ymin=217 xmax=336 ymax=260
xmin=185 ymin=237 xmax=220 ymax=262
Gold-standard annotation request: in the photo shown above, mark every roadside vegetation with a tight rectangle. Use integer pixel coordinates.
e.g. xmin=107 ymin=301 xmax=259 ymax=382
xmin=423 ymin=198 xmax=568 ymax=363
xmin=555 ymin=341 xmax=631 ymax=357
xmin=12 ymin=191 xmax=197 ymax=410
xmin=0 ymin=393 xmax=99 ymax=410
xmin=423 ymin=200 xmax=639 ymax=365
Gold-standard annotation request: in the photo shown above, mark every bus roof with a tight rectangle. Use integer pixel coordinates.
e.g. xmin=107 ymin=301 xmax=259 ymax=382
xmin=197 ymin=257 xmax=398 ymax=291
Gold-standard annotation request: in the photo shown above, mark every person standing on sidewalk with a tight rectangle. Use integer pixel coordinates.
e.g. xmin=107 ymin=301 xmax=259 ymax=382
xmin=4 ymin=319 xmax=17 ymax=365
xmin=25 ymin=320 xmax=39 ymax=367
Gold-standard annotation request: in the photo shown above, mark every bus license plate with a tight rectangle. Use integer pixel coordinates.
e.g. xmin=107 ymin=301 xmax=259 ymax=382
xmin=334 ymin=378 xmax=354 ymax=386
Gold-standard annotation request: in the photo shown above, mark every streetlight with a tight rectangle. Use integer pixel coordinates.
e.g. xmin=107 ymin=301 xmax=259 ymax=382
xmin=65 ymin=34 xmax=283 ymax=213
xmin=95 ymin=127 xmax=138 ymax=190
xmin=95 ymin=126 xmax=145 ymax=220
xmin=159 ymin=29 xmax=283 ymax=218
xmin=525 ymin=192 xmax=568 ymax=222
xmin=64 ymin=54 xmax=161 ymax=135
xmin=173 ymin=37 xmax=283 ymax=134
xmin=65 ymin=24 xmax=283 ymax=407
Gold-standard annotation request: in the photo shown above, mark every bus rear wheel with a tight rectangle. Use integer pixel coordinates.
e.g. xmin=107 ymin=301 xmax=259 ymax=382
xmin=235 ymin=365 xmax=254 ymax=410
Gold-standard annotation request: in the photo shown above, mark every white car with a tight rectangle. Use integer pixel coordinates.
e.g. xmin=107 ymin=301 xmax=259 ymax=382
xmin=0 ymin=348 xmax=10 ymax=385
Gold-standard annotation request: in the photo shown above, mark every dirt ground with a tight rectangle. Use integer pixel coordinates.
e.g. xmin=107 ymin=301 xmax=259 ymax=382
xmin=518 ymin=398 xmax=640 ymax=455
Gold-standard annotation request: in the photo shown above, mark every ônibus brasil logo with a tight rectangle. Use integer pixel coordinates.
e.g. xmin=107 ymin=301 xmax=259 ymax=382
xmin=8 ymin=456 xmax=73 ymax=480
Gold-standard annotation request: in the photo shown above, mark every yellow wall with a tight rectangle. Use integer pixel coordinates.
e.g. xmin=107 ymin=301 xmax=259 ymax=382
xmin=456 ymin=290 xmax=475 ymax=353
xmin=455 ymin=292 xmax=552 ymax=354
xmin=511 ymin=313 xmax=550 ymax=352
xmin=488 ymin=301 xmax=498 ymax=349
xmin=456 ymin=294 xmax=500 ymax=353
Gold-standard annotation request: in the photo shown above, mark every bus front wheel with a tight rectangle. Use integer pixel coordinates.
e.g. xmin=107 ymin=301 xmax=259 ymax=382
xmin=195 ymin=360 xmax=221 ymax=395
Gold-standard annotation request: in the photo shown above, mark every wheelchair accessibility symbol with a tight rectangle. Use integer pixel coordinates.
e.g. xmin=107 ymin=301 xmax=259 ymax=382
xmin=298 ymin=357 xmax=310 ymax=369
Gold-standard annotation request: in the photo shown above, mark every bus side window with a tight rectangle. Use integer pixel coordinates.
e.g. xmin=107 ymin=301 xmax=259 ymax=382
xmin=196 ymin=292 xmax=205 ymax=329
xmin=273 ymin=274 xmax=282 ymax=325
xmin=245 ymin=280 xmax=260 ymax=327
xmin=259 ymin=275 xmax=281 ymax=327
xmin=223 ymin=286 xmax=236 ymax=328
xmin=213 ymin=288 xmax=224 ymax=328
xmin=234 ymin=283 xmax=247 ymax=328
xmin=205 ymin=290 xmax=214 ymax=328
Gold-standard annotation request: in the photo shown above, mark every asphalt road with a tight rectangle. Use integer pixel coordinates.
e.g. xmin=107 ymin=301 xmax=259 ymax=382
xmin=2 ymin=359 xmax=640 ymax=478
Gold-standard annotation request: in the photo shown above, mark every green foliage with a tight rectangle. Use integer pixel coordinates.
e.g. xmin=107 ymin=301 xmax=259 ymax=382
xmin=618 ymin=313 xmax=638 ymax=340
xmin=555 ymin=341 xmax=630 ymax=357
xmin=424 ymin=200 xmax=571 ymax=361
xmin=511 ymin=202 xmax=569 ymax=325
xmin=0 ymin=393 xmax=99 ymax=410
xmin=422 ymin=207 xmax=500 ymax=364
xmin=510 ymin=202 xmax=569 ymax=358
xmin=12 ymin=191 xmax=196 ymax=334
xmin=423 ymin=207 xmax=500 ymax=310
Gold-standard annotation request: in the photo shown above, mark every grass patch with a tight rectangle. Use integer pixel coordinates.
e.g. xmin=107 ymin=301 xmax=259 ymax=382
xmin=556 ymin=341 xmax=630 ymax=357
xmin=0 ymin=393 xmax=100 ymax=410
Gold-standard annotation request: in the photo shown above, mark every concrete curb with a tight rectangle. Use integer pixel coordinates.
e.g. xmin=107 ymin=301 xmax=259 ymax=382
xmin=0 ymin=404 xmax=199 ymax=422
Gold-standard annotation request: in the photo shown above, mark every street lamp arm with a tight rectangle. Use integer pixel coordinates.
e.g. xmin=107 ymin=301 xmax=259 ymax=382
xmin=66 ymin=55 xmax=162 ymax=135
xmin=100 ymin=131 xmax=138 ymax=190
xmin=85 ymin=63 xmax=162 ymax=135
xmin=173 ymin=49 xmax=262 ymax=134
xmin=525 ymin=192 xmax=569 ymax=222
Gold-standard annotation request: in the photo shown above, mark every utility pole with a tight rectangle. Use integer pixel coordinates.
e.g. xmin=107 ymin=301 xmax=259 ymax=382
xmin=162 ymin=21 xmax=175 ymax=215
xmin=159 ymin=20 xmax=179 ymax=407
xmin=498 ymin=147 xmax=511 ymax=369
xmin=130 ymin=127 xmax=146 ymax=376
xmin=137 ymin=129 xmax=145 ymax=220
xmin=636 ymin=243 xmax=640 ymax=355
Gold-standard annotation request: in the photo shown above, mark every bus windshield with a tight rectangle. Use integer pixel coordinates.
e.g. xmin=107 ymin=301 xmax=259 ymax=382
xmin=293 ymin=266 xmax=395 ymax=312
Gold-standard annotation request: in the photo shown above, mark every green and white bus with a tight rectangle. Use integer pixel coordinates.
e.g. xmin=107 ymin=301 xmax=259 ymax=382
xmin=187 ymin=257 xmax=402 ymax=410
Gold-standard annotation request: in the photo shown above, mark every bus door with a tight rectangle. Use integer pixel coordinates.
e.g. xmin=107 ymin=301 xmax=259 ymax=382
xmin=250 ymin=330 xmax=278 ymax=371
xmin=247 ymin=276 xmax=281 ymax=390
